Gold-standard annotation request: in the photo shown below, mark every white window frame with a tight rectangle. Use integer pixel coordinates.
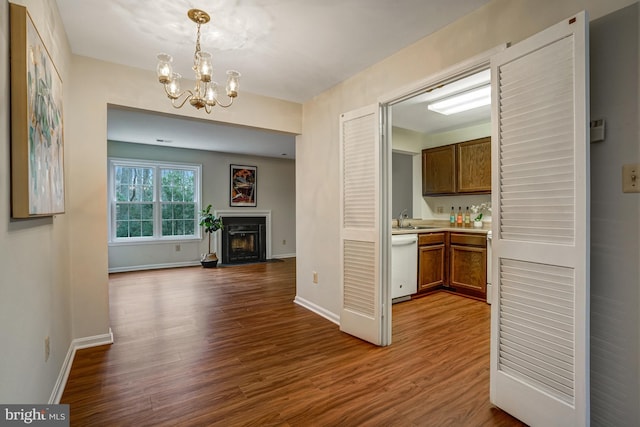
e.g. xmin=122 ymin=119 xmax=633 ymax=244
xmin=108 ymin=158 xmax=202 ymax=245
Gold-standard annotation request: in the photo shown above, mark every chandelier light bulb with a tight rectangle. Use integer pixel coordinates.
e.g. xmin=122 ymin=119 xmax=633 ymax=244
xmin=197 ymin=52 xmax=213 ymax=83
xmin=156 ymin=9 xmax=240 ymax=113
xmin=156 ymin=53 xmax=173 ymax=84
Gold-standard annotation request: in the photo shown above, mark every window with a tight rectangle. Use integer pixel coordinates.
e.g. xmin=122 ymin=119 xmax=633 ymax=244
xmin=108 ymin=159 xmax=202 ymax=242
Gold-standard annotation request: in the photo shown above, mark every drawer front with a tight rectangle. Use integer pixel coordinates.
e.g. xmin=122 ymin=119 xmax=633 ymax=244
xmin=418 ymin=232 xmax=445 ymax=246
xmin=450 ymin=233 xmax=486 ymax=247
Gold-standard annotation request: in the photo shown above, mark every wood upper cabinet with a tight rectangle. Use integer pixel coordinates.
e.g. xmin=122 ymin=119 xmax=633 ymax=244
xmin=457 ymin=137 xmax=491 ymax=193
xmin=418 ymin=233 xmax=446 ymax=292
xmin=422 ymin=145 xmax=456 ymax=195
xmin=449 ymin=233 xmax=487 ymax=300
xmin=421 ymin=137 xmax=491 ymax=196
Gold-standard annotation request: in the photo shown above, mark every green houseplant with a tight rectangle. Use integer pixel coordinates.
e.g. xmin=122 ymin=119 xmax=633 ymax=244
xmin=199 ymin=204 xmax=223 ymax=268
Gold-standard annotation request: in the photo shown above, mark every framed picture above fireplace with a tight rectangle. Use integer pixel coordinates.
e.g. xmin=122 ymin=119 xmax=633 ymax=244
xmin=230 ymin=165 xmax=257 ymax=207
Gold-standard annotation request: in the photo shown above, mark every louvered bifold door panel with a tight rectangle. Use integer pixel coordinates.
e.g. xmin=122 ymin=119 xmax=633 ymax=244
xmin=339 ymin=105 xmax=381 ymax=346
xmin=499 ymin=258 xmax=575 ymax=404
xmin=498 ymin=36 xmax=575 ymax=245
xmin=491 ymin=12 xmax=588 ymax=427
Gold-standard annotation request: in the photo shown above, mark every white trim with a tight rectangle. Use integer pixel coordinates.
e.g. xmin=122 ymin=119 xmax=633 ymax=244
xmin=49 ymin=329 xmax=114 ymax=404
xmin=294 ymin=296 xmax=340 ymax=325
xmin=215 ymin=209 xmax=272 ymax=260
xmin=272 ymin=253 xmax=296 ymax=259
xmin=109 ymin=261 xmax=201 ymax=273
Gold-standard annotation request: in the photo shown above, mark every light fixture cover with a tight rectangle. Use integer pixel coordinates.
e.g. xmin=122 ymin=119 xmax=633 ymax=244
xmin=427 ymin=85 xmax=491 ymax=115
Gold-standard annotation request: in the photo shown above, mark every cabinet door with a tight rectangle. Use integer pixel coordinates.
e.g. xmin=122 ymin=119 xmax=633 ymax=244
xmin=450 ymin=244 xmax=487 ymax=299
xmin=418 ymin=244 xmax=445 ymax=292
xmin=457 ymin=137 xmax=491 ymax=193
xmin=422 ymin=145 xmax=456 ymax=195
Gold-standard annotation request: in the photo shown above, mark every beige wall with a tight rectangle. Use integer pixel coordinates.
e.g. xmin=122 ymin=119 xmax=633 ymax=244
xmin=0 ymin=0 xmax=73 ymax=403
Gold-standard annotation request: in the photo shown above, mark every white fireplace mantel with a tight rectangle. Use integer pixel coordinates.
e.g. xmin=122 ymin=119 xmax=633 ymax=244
xmin=215 ymin=210 xmax=272 ymax=262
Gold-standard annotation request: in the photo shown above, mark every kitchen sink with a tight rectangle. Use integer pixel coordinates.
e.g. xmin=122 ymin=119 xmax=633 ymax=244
xmin=396 ymin=225 xmax=438 ymax=230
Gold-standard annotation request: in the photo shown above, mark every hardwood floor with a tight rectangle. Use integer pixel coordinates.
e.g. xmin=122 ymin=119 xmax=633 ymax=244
xmin=61 ymin=258 xmax=525 ymax=426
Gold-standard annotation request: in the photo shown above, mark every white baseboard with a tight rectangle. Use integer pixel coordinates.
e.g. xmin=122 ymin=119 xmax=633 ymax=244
xmin=272 ymin=253 xmax=296 ymax=259
xmin=109 ymin=261 xmax=200 ymax=273
xmin=49 ymin=328 xmax=114 ymax=404
xmin=294 ymin=296 xmax=340 ymax=325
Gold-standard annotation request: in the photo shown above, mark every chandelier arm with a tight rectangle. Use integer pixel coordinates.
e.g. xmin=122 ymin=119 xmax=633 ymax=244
xmin=164 ymin=87 xmax=194 ymax=109
xmin=214 ymin=97 xmax=235 ymax=108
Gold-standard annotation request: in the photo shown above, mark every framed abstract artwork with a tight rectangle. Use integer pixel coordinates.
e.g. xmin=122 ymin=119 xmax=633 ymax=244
xmin=10 ymin=3 xmax=65 ymax=218
xmin=230 ymin=165 xmax=257 ymax=207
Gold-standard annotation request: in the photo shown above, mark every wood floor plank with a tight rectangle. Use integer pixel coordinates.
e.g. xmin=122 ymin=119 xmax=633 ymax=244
xmin=61 ymin=258 xmax=525 ymax=426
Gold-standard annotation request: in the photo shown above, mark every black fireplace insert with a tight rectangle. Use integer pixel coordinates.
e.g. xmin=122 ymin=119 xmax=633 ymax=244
xmin=221 ymin=216 xmax=266 ymax=264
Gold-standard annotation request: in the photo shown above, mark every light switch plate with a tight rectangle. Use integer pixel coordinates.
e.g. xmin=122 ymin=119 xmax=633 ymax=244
xmin=622 ymin=164 xmax=640 ymax=193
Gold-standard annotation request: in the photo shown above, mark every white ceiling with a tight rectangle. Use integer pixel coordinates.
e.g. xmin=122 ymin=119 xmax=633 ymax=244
xmin=55 ymin=0 xmax=492 ymax=157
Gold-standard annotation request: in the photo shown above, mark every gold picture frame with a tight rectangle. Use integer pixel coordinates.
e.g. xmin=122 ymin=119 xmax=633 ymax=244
xmin=10 ymin=3 xmax=65 ymax=218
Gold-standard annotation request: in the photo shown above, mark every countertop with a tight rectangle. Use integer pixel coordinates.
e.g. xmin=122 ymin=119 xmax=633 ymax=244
xmin=392 ymin=219 xmax=491 ymax=235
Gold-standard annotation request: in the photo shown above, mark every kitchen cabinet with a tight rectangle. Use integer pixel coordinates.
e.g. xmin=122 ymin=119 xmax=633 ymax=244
xmin=457 ymin=137 xmax=491 ymax=193
xmin=421 ymin=137 xmax=491 ymax=195
xmin=449 ymin=232 xmax=487 ymax=300
xmin=418 ymin=233 xmax=446 ymax=292
xmin=422 ymin=145 xmax=456 ymax=195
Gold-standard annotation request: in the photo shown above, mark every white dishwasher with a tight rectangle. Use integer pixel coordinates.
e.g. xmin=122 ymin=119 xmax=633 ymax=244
xmin=391 ymin=234 xmax=418 ymax=302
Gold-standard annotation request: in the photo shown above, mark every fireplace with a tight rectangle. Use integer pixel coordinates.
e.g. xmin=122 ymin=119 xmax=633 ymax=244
xmin=221 ymin=216 xmax=267 ymax=264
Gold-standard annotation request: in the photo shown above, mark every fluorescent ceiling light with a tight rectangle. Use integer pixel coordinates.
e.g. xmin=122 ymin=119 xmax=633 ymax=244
xmin=421 ymin=69 xmax=490 ymax=102
xmin=427 ymin=85 xmax=491 ymax=115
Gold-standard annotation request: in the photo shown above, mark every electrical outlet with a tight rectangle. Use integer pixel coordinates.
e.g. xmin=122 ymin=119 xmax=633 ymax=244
xmin=44 ymin=336 xmax=50 ymax=362
xmin=175 ymin=244 xmax=181 ymax=252
xmin=436 ymin=206 xmax=444 ymax=214
xmin=313 ymin=271 xmax=318 ymax=284
xmin=623 ymin=164 xmax=640 ymax=193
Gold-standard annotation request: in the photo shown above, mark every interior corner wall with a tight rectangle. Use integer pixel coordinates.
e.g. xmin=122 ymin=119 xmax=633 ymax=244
xmin=296 ymin=0 xmax=635 ymax=320
xmin=0 ymin=0 xmax=74 ymax=403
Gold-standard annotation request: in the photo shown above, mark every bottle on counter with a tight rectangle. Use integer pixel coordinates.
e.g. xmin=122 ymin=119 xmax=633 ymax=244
xmin=464 ymin=207 xmax=471 ymax=225
xmin=456 ymin=207 xmax=463 ymax=225
xmin=450 ymin=207 xmax=455 ymax=225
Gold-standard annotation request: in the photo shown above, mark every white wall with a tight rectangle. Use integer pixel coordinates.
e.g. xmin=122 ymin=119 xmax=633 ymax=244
xmin=107 ymin=141 xmax=296 ymax=270
xmin=589 ymin=4 xmax=639 ymax=424
xmin=295 ymin=0 xmax=638 ymax=424
xmin=0 ymin=0 xmax=73 ymax=403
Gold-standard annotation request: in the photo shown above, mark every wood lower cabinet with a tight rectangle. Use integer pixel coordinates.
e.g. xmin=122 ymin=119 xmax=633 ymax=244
xmin=449 ymin=233 xmax=487 ymax=299
xmin=418 ymin=233 xmax=446 ymax=292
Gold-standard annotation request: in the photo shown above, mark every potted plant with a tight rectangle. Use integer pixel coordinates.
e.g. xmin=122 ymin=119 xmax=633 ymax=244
xmin=199 ymin=204 xmax=223 ymax=268
xmin=470 ymin=202 xmax=492 ymax=228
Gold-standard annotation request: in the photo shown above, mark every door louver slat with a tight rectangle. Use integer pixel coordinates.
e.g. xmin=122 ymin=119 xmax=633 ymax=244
xmin=499 ymin=258 xmax=575 ymax=404
xmin=343 ymin=114 xmax=375 ymax=230
xmin=498 ymin=36 xmax=575 ymax=245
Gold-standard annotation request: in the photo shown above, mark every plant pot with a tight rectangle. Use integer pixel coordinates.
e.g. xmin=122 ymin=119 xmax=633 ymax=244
xmin=201 ymin=259 xmax=218 ymax=268
xmin=473 ymin=220 xmax=483 ymax=228
xmin=201 ymin=252 xmax=218 ymax=268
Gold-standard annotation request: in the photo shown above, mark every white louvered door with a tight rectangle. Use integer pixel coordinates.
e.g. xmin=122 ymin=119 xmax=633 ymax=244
xmin=490 ymin=12 xmax=589 ymax=426
xmin=339 ymin=105 xmax=384 ymax=345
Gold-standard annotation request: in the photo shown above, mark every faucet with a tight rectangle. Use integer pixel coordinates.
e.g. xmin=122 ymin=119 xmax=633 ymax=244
xmin=397 ymin=209 xmax=408 ymax=228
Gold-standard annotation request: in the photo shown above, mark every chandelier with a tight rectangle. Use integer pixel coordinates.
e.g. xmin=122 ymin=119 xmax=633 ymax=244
xmin=156 ymin=9 xmax=240 ymax=113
